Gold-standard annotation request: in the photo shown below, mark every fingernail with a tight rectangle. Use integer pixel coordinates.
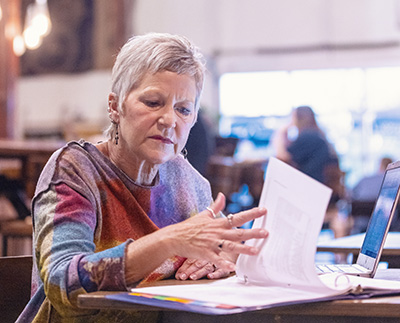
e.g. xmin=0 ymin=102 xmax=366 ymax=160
xmin=180 ymin=274 xmax=187 ymax=280
xmin=190 ymin=274 xmax=196 ymax=280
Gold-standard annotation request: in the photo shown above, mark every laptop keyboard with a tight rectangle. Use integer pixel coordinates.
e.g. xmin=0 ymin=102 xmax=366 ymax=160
xmin=315 ymin=264 xmax=368 ymax=274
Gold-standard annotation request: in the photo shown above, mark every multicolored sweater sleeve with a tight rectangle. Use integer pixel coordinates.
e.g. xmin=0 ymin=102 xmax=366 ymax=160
xmin=17 ymin=140 xmax=212 ymax=322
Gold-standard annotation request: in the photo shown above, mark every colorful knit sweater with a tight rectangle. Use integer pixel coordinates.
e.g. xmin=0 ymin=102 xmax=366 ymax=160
xmin=17 ymin=140 xmax=212 ymax=323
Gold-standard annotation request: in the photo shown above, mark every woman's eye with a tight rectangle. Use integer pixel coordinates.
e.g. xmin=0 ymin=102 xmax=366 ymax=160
xmin=176 ymin=106 xmax=192 ymax=116
xmin=145 ymin=100 xmax=160 ymax=108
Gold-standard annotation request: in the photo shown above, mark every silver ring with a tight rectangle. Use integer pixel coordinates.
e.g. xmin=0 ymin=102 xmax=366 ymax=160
xmin=218 ymin=240 xmax=225 ymax=250
xmin=206 ymin=207 xmax=217 ymax=219
xmin=227 ymin=214 xmax=234 ymax=227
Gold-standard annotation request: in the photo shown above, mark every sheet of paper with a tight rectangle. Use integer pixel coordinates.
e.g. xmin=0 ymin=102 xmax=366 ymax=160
xmin=236 ymin=157 xmax=332 ymax=290
xmin=130 ymin=275 xmax=344 ymax=308
xmin=320 ymin=273 xmax=400 ymax=291
xmin=129 ymin=273 xmax=400 ymax=309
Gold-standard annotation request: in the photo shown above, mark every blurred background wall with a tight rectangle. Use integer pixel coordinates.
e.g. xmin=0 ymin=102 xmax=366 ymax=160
xmin=4 ymin=0 xmax=400 ymax=186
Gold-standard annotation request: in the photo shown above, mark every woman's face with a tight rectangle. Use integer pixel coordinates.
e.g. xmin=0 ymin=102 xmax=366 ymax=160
xmin=117 ymin=71 xmax=197 ymax=166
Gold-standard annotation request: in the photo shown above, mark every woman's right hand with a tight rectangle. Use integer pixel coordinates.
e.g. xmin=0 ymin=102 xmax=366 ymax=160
xmin=124 ymin=193 xmax=267 ymax=284
xmin=163 ymin=192 xmax=268 ymax=273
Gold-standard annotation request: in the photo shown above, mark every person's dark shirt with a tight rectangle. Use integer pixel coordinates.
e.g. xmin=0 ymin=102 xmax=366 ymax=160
xmin=352 ymin=173 xmax=385 ymax=202
xmin=287 ymin=129 xmax=331 ymax=183
xmin=186 ymin=112 xmax=213 ymax=176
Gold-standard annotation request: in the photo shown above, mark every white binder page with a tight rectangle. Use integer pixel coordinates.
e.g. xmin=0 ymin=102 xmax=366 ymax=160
xmin=236 ymin=157 xmax=332 ymax=290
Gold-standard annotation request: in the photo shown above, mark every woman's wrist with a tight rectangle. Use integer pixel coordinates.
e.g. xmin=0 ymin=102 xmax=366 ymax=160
xmin=124 ymin=230 xmax=175 ymax=284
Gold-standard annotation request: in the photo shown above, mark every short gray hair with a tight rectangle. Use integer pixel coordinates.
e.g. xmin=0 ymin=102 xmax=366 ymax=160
xmin=105 ymin=32 xmax=206 ymax=138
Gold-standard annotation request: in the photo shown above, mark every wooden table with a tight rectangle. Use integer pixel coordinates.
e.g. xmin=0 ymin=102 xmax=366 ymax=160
xmin=78 ymin=269 xmax=400 ymax=322
xmin=0 ymin=139 xmax=65 ymax=197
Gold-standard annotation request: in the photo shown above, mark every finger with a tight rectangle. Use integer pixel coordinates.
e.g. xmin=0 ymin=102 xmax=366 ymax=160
xmin=218 ymin=239 xmax=261 ymax=256
xmin=176 ymin=259 xmax=216 ymax=280
xmin=175 ymin=258 xmax=197 ymax=280
xmin=225 ymin=207 xmax=267 ymax=228
xmin=178 ymin=259 xmax=210 ymax=280
xmin=206 ymin=193 xmax=226 ymax=219
xmin=222 ymin=227 xmax=269 ymax=242
xmin=187 ymin=262 xmax=215 ymax=280
xmin=213 ymin=257 xmax=236 ymax=273
xmin=207 ymin=267 xmax=230 ymax=280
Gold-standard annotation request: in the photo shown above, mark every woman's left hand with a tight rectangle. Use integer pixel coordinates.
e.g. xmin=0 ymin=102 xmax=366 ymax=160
xmin=175 ymin=254 xmax=233 ymax=281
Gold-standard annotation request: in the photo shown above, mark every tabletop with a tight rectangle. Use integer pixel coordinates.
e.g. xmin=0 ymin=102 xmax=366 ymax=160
xmin=77 ymin=269 xmax=400 ymax=322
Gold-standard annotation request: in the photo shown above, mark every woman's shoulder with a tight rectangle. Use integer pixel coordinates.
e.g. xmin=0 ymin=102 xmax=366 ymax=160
xmin=161 ymin=155 xmax=210 ymax=186
xmin=162 ymin=154 xmax=199 ymax=173
xmin=54 ymin=140 xmax=111 ymax=165
xmin=35 ymin=140 xmax=110 ymax=194
xmin=41 ymin=141 xmax=97 ymax=176
xmin=159 ymin=155 xmax=212 ymax=207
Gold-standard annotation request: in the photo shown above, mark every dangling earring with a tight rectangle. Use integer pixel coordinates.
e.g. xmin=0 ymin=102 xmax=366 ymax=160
xmin=181 ymin=147 xmax=188 ymax=158
xmin=114 ymin=123 xmax=119 ymax=145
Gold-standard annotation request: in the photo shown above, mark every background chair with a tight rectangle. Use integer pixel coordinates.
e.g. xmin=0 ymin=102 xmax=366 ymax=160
xmin=349 ymin=200 xmax=376 ymax=234
xmin=0 ymin=255 xmax=32 ymax=323
xmin=0 ymin=175 xmax=33 ymax=256
xmin=1 ymin=217 xmax=33 ymax=256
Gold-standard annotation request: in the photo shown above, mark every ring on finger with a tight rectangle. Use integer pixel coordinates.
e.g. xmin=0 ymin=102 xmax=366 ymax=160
xmin=227 ymin=214 xmax=234 ymax=227
xmin=206 ymin=207 xmax=217 ymax=219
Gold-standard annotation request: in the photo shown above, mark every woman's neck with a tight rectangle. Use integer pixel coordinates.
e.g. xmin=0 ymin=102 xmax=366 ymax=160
xmin=97 ymin=141 xmax=159 ymax=186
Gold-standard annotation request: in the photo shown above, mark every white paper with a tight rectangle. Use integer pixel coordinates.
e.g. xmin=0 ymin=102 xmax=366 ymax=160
xmin=131 ymin=275 xmax=343 ymax=307
xmin=320 ymin=273 xmax=400 ymax=291
xmin=236 ymin=157 xmax=332 ymax=290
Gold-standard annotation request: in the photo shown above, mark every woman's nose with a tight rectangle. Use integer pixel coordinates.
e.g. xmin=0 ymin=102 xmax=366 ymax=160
xmin=159 ymin=106 xmax=177 ymax=128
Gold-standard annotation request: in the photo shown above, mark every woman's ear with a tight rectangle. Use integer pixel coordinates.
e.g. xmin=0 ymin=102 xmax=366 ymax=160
xmin=108 ymin=93 xmax=120 ymax=123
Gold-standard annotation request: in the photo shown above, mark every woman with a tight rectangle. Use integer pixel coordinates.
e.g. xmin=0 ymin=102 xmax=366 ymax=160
xmin=17 ymin=33 xmax=268 ymax=322
xmin=274 ymin=105 xmax=346 ymax=237
xmin=274 ymin=105 xmax=335 ymax=183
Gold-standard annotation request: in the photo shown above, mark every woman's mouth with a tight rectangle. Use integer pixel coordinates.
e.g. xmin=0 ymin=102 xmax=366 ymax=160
xmin=150 ymin=135 xmax=174 ymax=144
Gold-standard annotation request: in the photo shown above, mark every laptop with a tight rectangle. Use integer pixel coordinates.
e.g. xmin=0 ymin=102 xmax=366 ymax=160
xmin=316 ymin=159 xmax=400 ymax=277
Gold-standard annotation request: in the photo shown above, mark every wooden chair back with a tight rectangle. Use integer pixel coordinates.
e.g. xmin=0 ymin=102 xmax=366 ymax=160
xmin=0 ymin=255 xmax=32 ymax=323
xmin=1 ymin=217 xmax=33 ymax=256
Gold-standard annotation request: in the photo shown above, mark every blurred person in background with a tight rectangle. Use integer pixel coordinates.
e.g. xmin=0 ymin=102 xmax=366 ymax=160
xmin=273 ymin=106 xmax=348 ymax=238
xmin=273 ymin=105 xmax=337 ymax=184
xmin=185 ymin=109 xmax=215 ymax=176
xmin=352 ymin=157 xmax=393 ymax=202
xmin=350 ymin=156 xmax=396 ymax=234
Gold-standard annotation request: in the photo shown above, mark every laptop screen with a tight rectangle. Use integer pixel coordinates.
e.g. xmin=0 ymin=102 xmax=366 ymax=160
xmin=359 ymin=165 xmax=400 ymax=259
